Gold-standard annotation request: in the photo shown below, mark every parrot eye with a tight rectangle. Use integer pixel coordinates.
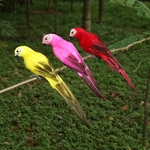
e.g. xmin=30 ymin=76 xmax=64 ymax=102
xmin=15 ymin=47 xmax=23 ymax=57
xmin=43 ymin=35 xmax=52 ymax=43
xmin=16 ymin=49 xmax=21 ymax=53
xmin=70 ymin=29 xmax=76 ymax=37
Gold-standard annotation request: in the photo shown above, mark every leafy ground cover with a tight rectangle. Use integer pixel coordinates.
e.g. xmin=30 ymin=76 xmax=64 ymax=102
xmin=0 ymin=1 xmax=150 ymax=149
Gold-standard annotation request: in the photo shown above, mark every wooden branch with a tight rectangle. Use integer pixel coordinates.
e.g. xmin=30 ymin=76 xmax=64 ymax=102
xmin=142 ymin=67 xmax=150 ymax=147
xmin=0 ymin=37 xmax=150 ymax=94
xmin=0 ymin=55 xmax=92 ymax=94
xmin=111 ymin=37 xmax=150 ymax=53
xmin=0 ymin=77 xmax=37 ymax=94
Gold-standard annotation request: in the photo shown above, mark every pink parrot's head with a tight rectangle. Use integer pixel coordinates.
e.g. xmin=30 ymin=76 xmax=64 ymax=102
xmin=69 ymin=27 xmax=85 ymax=39
xmin=42 ymin=34 xmax=53 ymax=45
xmin=42 ymin=34 xmax=62 ymax=46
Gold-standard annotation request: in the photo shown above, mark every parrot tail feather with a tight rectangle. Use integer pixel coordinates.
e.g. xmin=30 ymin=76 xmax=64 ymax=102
xmin=119 ymin=69 xmax=138 ymax=94
xmin=97 ymin=51 xmax=137 ymax=94
xmin=81 ymin=74 xmax=106 ymax=101
xmin=54 ymin=79 xmax=89 ymax=128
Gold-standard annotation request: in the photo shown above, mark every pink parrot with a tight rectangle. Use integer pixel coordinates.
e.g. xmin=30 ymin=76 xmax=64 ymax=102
xmin=69 ymin=27 xmax=137 ymax=93
xmin=42 ymin=33 xmax=106 ymax=101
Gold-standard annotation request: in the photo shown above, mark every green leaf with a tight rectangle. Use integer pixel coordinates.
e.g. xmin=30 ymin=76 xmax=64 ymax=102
xmin=126 ymin=0 xmax=136 ymax=7
xmin=137 ymin=5 xmax=145 ymax=17
xmin=108 ymin=34 xmax=144 ymax=49
xmin=110 ymin=0 xmax=150 ymax=18
xmin=138 ymin=1 xmax=150 ymax=10
xmin=145 ymin=11 xmax=150 ymax=18
xmin=110 ymin=0 xmax=125 ymax=5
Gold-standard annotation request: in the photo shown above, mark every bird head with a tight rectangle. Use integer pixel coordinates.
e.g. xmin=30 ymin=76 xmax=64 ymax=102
xmin=69 ymin=28 xmax=77 ymax=39
xmin=14 ymin=46 xmax=24 ymax=57
xmin=69 ymin=27 xmax=85 ymax=39
xmin=42 ymin=34 xmax=52 ymax=45
xmin=14 ymin=46 xmax=33 ymax=57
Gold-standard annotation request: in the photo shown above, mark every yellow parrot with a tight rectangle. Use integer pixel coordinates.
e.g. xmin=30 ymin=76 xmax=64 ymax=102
xmin=14 ymin=46 xmax=89 ymax=128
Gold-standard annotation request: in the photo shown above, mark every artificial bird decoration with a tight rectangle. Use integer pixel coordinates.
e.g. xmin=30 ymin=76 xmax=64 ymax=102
xmin=14 ymin=45 xmax=89 ymax=127
xmin=42 ymin=33 xmax=106 ymax=100
xmin=69 ymin=27 xmax=137 ymax=93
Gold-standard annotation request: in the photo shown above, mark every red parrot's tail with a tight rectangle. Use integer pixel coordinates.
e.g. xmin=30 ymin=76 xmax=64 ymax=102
xmin=119 ymin=69 xmax=138 ymax=94
xmin=92 ymin=42 xmax=137 ymax=94
xmin=101 ymin=55 xmax=137 ymax=94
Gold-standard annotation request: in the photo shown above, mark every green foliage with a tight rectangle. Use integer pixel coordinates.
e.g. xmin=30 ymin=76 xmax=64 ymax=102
xmin=108 ymin=34 xmax=144 ymax=49
xmin=0 ymin=0 xmax=3 ymax=6
xmin=0 ymin=1 xmax=150 ymax=149
xmin=110 ymin=0 xmax=150 ymax=18
xmin=0 ymin=19 xmax=17 ymax=38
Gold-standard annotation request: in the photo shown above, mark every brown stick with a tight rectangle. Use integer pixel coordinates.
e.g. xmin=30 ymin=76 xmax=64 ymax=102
xmin=0 ymin=37 xmax=150 ymax=94
xmin=142 ymin=67 xmax=150 ymax=147
xmin=111 ymin=37 xmax=150 ymax=52
xmin=0 ymin=77 xmax=37 ymax=94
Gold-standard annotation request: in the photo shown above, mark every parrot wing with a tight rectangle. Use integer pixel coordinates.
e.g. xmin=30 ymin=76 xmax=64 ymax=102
xmin=64 ymin=53 xmax=100 ymax=89
xmin=15 ymin=46 xmax=89 ymax=125
xmin=31 ymin=61 xmax=89 ymax=127
xmin=34 ymin=61 xmax=56 ymax=78
xmin=64 ymin=54 xmax=106 ymax=100
xmin=90 ymin=42 xmax=137 ymax=93
xmin=64 ymin=53 xmax=87 ymax=75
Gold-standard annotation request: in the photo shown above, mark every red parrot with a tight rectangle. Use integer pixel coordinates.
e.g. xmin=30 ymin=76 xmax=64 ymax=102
xmin=69 ymin=27 xmax=137 ymax=93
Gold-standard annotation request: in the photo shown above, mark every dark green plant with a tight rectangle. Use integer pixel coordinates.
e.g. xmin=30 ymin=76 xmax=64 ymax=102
xmin=0 ymin=0 xmax=3 ymax=6
xmin=0 ymin=1 xmax=150 ymax=149
xmin=0 ymin=19 xmax=16 ymax=38
xmin=110 ymin=0 xmax=150 ymax=18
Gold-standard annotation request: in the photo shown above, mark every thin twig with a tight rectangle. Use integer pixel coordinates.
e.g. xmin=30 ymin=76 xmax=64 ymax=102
xmin=142 ymin=67 xmax=150 ymax=147
xmin=0 ymin=55 xmax=92 ymax=94
xmin=0 ymin=78 xmax=37 ymax=94
xmin=0 ymin=37 xmax=150 ymax=94
xmin=111 ymin=37 xmax=150 ymax=52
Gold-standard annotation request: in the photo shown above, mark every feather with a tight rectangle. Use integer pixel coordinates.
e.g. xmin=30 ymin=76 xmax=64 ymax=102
xmin=69 ymin=27 xmax=137 ymax=94
xmin=42 ymin=34 xmax=106 ymax=100
xmin=14 ymin=46 xmax=89 ymax=128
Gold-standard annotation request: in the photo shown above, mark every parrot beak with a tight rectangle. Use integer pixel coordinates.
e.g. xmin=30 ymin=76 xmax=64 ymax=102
xmin=69 ymin=36 xmax=73 ymax=40
xmin=42 ymin=43 xmax=46 ymax=46
xmin=15 ymin=55 xmax=19 ymax=57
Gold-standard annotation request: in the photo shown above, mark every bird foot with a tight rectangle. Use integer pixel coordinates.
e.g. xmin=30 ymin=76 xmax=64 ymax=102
xmin=86 ymin=53 xmax=96 ymax=58
xmin=30 ymin=74 xmax=42 ymax=80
